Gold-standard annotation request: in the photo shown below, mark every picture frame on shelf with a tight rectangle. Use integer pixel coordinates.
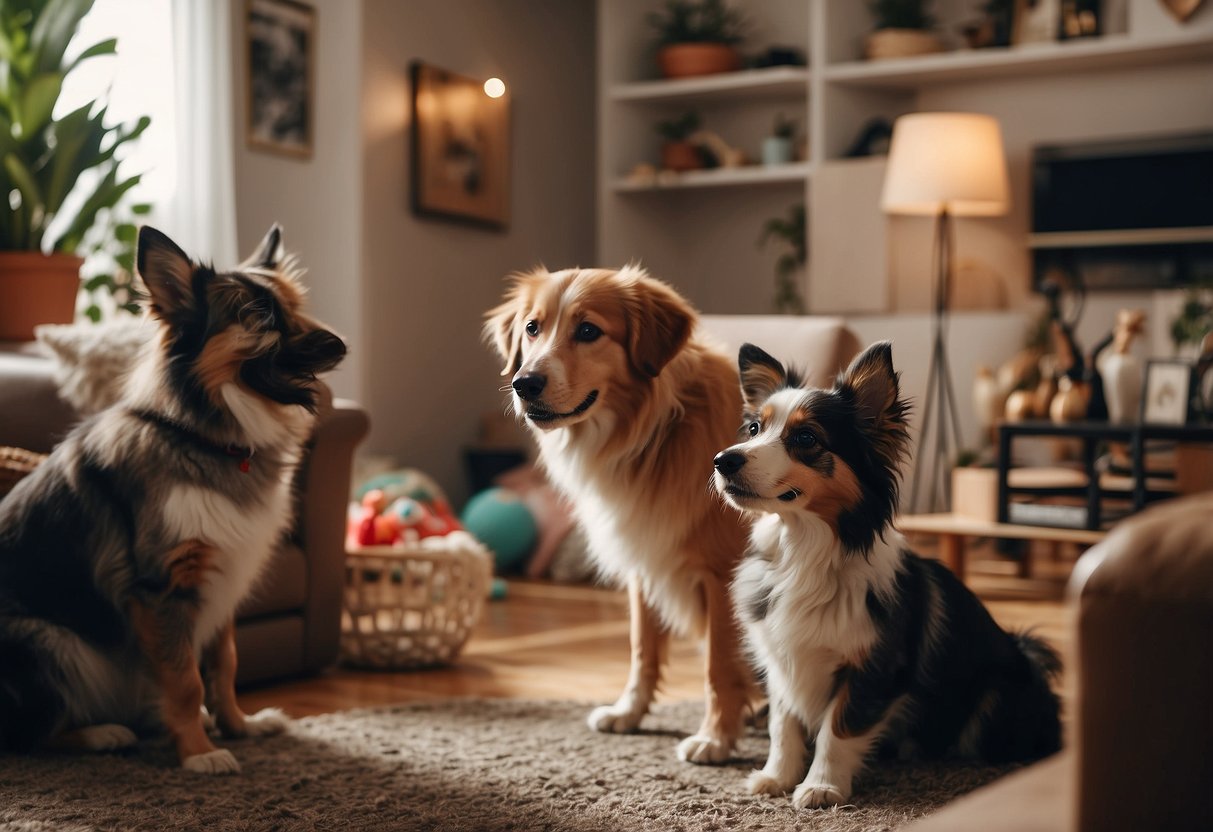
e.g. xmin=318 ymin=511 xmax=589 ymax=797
xmin=1140 ymin=359 xmax=1193 ymax=425
xmin=409 ymin=62 xmax=511 ymax=230
xmin=245 ymin=0 xmax=315 ymax=158
xmin=1013 ymin=0 xmax=1060 ymax=45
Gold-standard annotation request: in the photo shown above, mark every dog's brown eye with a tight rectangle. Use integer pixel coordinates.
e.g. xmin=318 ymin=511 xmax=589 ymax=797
xmin=748 ymin=421 xmax=760 ymax=437
xmin=789 ymin=429 xmax=818 ymax=449
xmin=574 ymin=322 xmax=602 ymax=343
xmin=525 ymin=320 xmax=540 ymax=337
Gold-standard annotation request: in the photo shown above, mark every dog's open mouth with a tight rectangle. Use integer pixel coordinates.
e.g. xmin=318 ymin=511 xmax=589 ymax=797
xmin=526 ymin=390 xmax=599 ymax=424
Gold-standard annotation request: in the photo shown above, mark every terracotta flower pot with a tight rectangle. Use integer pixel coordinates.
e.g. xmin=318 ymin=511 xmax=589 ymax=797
xmin=864 ymin=28 xmax=945 ymax=61
xmin=660 ymin=141 xmax=703 ymax=173
xmin=0 ymin=252 xmax=83 ymax=341
xmin=657 ymin=43 xmax=740 ymax=79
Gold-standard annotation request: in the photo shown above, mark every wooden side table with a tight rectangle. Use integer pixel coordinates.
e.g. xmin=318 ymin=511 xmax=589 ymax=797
xmin=896 ymin=513 xmax=1107 ymax=581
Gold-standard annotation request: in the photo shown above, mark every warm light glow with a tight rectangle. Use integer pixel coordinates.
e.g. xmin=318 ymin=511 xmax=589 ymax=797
xmin=882 ymin=112 xmax=1010 ymax=217
xmin=483 ymin=77 xmax=506 ymax=98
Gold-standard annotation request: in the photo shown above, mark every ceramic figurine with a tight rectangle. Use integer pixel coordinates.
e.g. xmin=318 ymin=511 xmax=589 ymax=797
xmin=1005 ymin=389 xmax=1036 ymax=422
xmin=1101 ymin=309 xmax=1146 ymax=423
xmin=1049 ymin=376 xmax=1088 ymax=423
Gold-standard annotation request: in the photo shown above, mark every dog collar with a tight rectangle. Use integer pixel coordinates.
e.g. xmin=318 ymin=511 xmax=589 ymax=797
xmin=132 ymin=409 xmax=255 ymax=473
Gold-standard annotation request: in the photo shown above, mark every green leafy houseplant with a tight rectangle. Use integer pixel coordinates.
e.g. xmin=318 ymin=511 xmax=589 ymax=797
xmin=655 ymin=111 xmax=703 ymax=172
xmin=869 ymin=0 xmax=936 ymax=30
xmin=1170 ymin=281 xmax=1213 ymax=353
xmin=647 ymin=0 xmax=745 ymax=46
xmin=655 ymin=110 xmax=701 ymax=143
xmin=646 ymin=0 xmax=746 ymax=79
xmin=759 ymin=203 xmax=806 ymax=315
xmin=0 ymin=0 xmax=150 ymax=336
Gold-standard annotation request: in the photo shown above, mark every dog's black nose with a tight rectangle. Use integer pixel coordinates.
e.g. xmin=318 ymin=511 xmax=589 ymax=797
xmin=714 ymin=451 xmax=746 ymax=476
xmin=512 ymin=373 xmax=547 ymax=401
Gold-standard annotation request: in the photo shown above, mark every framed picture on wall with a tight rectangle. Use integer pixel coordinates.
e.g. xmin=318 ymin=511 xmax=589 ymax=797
xmin=246 ymin=0 xmax=315 ymax=158
xmin=1013 ymin=0 xmax=1060 ymax=45
xmin=1141 ymin=359 xmax=1193 ymax=425
xmin=410 ymin=61 xmax=511 ymax=229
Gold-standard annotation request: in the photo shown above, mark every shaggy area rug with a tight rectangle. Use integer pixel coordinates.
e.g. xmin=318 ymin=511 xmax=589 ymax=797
xmin=0 ymin=699 xmax=1015 ymax=832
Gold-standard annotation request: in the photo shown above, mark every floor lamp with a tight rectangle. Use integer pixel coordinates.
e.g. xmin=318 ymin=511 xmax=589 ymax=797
xmin=881 ymin=113 xmax=1010 ymax=514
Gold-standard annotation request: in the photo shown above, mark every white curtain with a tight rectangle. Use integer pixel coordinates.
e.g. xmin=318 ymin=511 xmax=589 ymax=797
xmin=165 ymin=0 xmax=239 ymax=267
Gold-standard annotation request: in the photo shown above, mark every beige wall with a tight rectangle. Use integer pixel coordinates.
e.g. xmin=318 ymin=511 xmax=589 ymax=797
xmin=231 ymin=0 xmax=365 ymax=401
xmin=359 ymin=0 xmax=596 ymax=503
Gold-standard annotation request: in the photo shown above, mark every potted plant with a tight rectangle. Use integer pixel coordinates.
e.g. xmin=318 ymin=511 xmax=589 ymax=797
xmin=762 ymin=113 xmax=796 ymax=167
xmin=0 ymin=0 xmax=150 ymax=340
xmin=758 ymin=203 xmax=806 ymax=315
xmin=866 ymin=0 xmax=945 ymax=61
xmin=648 ymin=0 xmax=745 ymax=79
xmin=656 ymin=111 xmax=703 ymax=172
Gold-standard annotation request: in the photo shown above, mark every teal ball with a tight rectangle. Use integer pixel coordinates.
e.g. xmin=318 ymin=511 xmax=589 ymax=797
xmin=460 ymin=488 xmax=537 ymax=571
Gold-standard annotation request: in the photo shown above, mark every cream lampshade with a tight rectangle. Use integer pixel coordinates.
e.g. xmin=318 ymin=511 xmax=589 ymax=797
xmin=881 ymin=112 xmax=1010 ymax=218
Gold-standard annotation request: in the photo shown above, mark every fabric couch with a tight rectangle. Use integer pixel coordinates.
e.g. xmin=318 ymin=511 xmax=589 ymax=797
xmin=0 ymin=342 xmax=370 ymax=685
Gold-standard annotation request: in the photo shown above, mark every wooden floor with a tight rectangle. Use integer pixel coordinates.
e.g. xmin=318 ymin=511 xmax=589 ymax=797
xmin=242 ymin=537 xmax=1081 ymax=720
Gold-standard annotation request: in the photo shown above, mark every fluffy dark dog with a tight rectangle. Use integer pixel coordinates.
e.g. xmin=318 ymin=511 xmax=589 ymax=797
xmin=714 ymin=341 xmax=1061 ymax=808
xmin=0 ymin=226 xmax=345 ymax=773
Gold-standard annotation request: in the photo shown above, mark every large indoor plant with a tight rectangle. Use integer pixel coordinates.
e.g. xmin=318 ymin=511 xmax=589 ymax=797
xmin=866 ymin=0 xmax=944 ymax=61
xmin=759 ymin=202 xmax=806 ymax=315
xmin=0 ymin=0 xmax=149 ymax=339
xmin=647 ymin=0 xmax=745 ymax=79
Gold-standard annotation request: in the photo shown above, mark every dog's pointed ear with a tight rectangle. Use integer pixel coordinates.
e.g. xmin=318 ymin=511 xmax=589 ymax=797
xmin=838 ymin=341 xmax=901 ymax=426
xmin=137 ymin=226 xmax=196 ymax=322
xmin=240 ymin=224 xmax=284 ymax=270
xmin=738 ymin=343 xmax=788 ymax=410
xmin=484 ymin=275 xmax=531 ymax=377
xmin=625 ymin=271 xmax=693 ymax=379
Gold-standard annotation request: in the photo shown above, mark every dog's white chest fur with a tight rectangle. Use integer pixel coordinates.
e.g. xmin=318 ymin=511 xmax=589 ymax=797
xmin=737 ymin=514 xmax=903 ymax=726
xmin=161 ymin=480 xmax=293 ymax=651
xmin=538 ymin=428 xmax=706 ymax=634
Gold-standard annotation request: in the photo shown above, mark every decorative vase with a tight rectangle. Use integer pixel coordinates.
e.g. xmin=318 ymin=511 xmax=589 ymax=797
xmin=1005 ymin=390 xmax=1036 ymax=422
xmin=761 ymin=136 xmax=793 ymax=167
xmin=972 ymin=365 xmax=1004 ymax=445
xmin=657 ymin=43 xmax=740 ymax=78
xmin=0 ymin=252 xmax=83 ymax=341
xmin=1101 ymin=308 xmax=1147 ymax=423
xmin=660 ymin=141 xmax=702 ymax=172
xmin=1049 ymin=376 xmax=1088 ymax=423
xmin=1102 ymin=352 xmax=1143 ymax=423
xmin=864 ymin=29 xmax=945 ymax=61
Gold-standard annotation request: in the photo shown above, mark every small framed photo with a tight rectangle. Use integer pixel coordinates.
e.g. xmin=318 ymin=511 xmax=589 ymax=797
xmin=246 ymin=0 xmax=315 ymax=158
xmin=1141 ymin=359 xmax=1193 ymax=425
xmin=1013 ymin=0 xmax=1060 ymax=45
xmin=410 ymin=61 xmax=511 ymax=229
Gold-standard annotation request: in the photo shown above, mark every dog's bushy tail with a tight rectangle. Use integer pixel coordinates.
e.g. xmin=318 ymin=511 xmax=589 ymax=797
xmin=0 ymin=636 xmax=65 ymax=751
xmin=1014 ymin=629 xmax=1063 ymax=684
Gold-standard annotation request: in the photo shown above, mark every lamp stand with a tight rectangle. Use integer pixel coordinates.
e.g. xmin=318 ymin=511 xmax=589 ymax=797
xmin=909 ymin=207 xmax=965 ymax=514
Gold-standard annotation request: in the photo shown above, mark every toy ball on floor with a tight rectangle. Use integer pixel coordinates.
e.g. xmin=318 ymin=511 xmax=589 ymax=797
xmin=460 ymin=487 xmax=537 ymax=572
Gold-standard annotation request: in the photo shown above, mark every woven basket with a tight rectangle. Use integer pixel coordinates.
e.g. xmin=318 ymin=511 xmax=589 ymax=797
xmin=0 ymin=446 xmax=47 ymax=498
xmin=341 ymin=531 xmax=493 ymax=670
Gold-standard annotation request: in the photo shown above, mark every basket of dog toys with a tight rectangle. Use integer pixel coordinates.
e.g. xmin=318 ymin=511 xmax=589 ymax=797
xmin=0 ymin=446 xmax=46 ymax=498
xmin=342 ymin=470 xmax=493 ymax=670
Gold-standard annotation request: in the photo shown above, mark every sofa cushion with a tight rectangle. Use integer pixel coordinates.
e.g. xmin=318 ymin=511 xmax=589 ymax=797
xmin=0 ymin=346 xmax=78 ymax=453
xmin=698 ymin=315 xmax=862 ymax=389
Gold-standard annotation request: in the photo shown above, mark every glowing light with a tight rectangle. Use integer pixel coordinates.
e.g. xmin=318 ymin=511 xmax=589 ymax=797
xmin=483 ymin=77 xmax=506 ymax=98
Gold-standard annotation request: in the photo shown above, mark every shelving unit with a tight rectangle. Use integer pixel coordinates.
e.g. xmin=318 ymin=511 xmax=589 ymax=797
xmin=610 ymin=65 xmax=810 ymax=104
xmin=611 ymin=161 xmax=812 ymax=192
xmin=597 ymin=0 xmax=1213 ymax=317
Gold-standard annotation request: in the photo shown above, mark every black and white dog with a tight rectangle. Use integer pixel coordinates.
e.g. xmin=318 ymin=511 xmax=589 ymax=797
xmin=0 ymin=226 xmax=345 ymax=772
xmin=713 ymin=341 xmax=1061 ymax=809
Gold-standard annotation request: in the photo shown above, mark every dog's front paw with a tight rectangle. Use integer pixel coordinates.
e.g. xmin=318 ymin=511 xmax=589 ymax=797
xmin=587 ymin=704 xmax=644 ymax=734
xmin=183 ymin=748 xmax=241 ymax=775
xmin=792 ymin=781 xmax=847 ymax=810
xmin=676 ymin=733 xmax=731 ymax=764
xmin=746 ymin=769 xmax=795 ymax=796
xmin=241 ymin=707 xmax=289 ymax=737
xmin=74 ymin=724 xmax=138 ymax=751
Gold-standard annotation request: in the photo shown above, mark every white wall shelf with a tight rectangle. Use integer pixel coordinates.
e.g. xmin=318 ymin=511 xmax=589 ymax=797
xmin=612 ymin=162 xmax=812 ymax=192
xmin=610 ymin=65 xmax=810 ymax=104
xmin=1027 ymin=226 xmax=1213 ymax=249
xmin=823 ymin=31 xmax=1213 ymax=89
